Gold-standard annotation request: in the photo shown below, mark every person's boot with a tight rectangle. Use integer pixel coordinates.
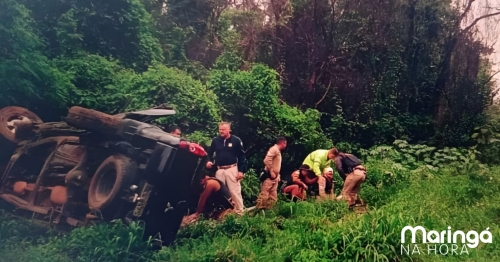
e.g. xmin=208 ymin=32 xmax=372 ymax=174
xmin=355 ymin=198 xmax=366 ymax=207
xmin=336 ymin=194 xmax=343 ymax=201
xmin=255 ymin=197 xmax=266 ymax=210
xmin=267 ymin=199 xmax=277 ymax=209
xmin=329 ymin=193 xmax=336 ymax=201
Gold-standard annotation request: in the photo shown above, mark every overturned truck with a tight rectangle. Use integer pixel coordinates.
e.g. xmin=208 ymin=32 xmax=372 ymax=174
xmin=0 ymin=105 xmax=207 ymax=246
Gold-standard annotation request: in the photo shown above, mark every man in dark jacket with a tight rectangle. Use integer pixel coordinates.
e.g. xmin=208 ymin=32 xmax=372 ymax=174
xmin=331 ymin=148 xmax=367 ymax=209
xmin=205 ymin=122 xmax=247 ymax=215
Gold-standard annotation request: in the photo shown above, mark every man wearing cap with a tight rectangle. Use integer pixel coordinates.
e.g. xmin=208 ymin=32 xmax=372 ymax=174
xmin=322 ymin=167 xmax=335 ymax=199
xmin=301 ymin=148 xmax=337 ymax=200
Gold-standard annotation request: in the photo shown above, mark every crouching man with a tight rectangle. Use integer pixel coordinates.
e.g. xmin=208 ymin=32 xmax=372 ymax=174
xmin=282 ymin=164 xmax=319 ymax=201
xmin=331 ymin=148 xmax=367 ymax=209
xmin=302 ymin=148 xmax=337 ymax=201
xmin=181 ymin=175 xmax=235 ymax=226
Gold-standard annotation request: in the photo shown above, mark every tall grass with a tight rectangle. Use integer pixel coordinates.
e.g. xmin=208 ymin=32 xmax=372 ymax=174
xmin=156 ymin=164 xmax=500 ymax=261
xmin=0 ymin=149 xmax=499 ymax=261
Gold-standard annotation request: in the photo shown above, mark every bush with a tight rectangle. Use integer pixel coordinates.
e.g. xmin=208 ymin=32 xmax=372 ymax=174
xmin=128 ymin=63 xmax=221 ymax=134
xmin=53 ymin=53 xmax=137 ymax=113
xmin=0 ymin=0 xmax=73 ymax=117
xmin=208 ymin=64 xmax=332 ymax=169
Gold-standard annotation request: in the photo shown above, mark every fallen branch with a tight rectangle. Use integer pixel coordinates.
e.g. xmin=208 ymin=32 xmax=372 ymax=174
xmin=64 ymin=106 xmax=121 ymax=136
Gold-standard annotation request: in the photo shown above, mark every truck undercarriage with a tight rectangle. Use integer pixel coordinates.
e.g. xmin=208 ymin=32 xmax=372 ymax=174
xmin=0 ymin=105 xmax=207 ymax=246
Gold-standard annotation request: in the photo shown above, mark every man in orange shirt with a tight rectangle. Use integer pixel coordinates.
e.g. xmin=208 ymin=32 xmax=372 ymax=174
xmin=282 ymin=164 xmax=319 ymax=201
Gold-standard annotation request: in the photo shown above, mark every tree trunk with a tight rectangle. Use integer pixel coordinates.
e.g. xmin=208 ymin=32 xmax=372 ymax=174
xmin=433 ymin=37 xmax=458 ymax=129
xmin=64 ymin=107 xmax=121 ymax=136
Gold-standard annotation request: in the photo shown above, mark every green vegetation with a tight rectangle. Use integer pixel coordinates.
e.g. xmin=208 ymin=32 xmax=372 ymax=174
xmin=1 ymin=142 xmax=500 ymax=261
xmin=3 ymin=0 xmax=499 ymax=151
xmin=1 ymin=0 xmax=500 ymax=261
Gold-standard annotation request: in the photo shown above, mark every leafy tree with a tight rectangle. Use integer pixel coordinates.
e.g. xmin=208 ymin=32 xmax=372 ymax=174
xmin=53 ymin=53 xmax=137 ymax=113
xmin=0 ymin=0 xmax=72 ymax=119
xmin=19 ymin=0 xmax=163 ymax=71
xmin=128 ymin=64 xmax=221 ymax=135
xmin=208 ymin=63 xmax=331 ymax=168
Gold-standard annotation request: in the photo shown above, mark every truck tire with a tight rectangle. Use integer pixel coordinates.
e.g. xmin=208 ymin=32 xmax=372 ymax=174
xmin=0 ymin=106 xmax=42 ymax=142
xmin=88 ymin=154 xmax=137 ymax=215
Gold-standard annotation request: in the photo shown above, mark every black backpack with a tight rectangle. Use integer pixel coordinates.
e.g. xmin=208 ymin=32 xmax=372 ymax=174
xmin=343 ymin=153 xmax=362 ymax=168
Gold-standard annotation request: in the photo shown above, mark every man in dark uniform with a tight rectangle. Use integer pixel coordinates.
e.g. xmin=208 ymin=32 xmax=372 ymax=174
xmin=205 ymin=122 xmax=247 ymax=215
xmin=181 ymin=175 xmax=235 ymax=226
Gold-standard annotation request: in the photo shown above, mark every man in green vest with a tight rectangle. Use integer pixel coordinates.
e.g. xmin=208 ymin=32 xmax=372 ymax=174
xmin=302 ymin=148 xmax=337 ymax=201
